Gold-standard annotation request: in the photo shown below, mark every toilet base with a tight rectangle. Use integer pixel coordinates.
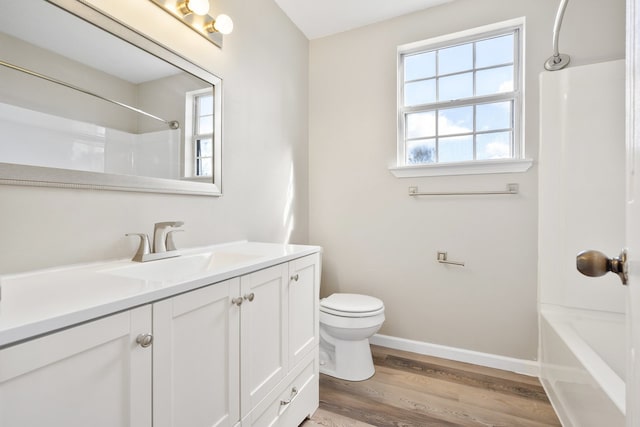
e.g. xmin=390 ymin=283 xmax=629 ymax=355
xmin=319 ymin=336 xmax=375 ymax=381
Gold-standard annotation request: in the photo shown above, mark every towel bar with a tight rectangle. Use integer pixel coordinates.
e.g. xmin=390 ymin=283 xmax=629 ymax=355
xmin=409 ymin=183 xmax=518 ymax=196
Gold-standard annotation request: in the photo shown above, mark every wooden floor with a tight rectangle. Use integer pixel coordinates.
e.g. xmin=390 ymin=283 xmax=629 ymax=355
xmin=302 ymin=345 xmax=561 ymax=427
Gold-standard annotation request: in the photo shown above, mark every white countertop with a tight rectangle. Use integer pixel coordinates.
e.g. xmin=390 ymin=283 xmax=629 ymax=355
xmin=0 ymin=241 xmax=321 ymax=348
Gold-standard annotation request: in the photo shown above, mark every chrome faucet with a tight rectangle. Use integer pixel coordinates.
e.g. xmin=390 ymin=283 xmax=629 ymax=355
xmin=126 ymin=221 xmax=184 ymax=262
xmin=153 ymin=221 xmax=184 ymax=253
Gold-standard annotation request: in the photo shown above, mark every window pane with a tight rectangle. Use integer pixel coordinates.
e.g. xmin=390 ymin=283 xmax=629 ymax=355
xmin=477 ymin=131 xmax=512 ymax=159
xmin=404 ymin=79 xmax=436 ymax=106
xmin=198 ymin=116 xmax=213 ymax=134
xmin=199 ymin=158 xmax=213 ymax=176
xmin=476 ymin=65 xmax=513 ymax=96
xmin=407 ymin=139 xmax=436 ymax=164
xmin=438 ymin=72 xmax=473 ymax=101
xmin=198 ymin=95 xmax=213 ymax=115
xmin=406 ymin=111 xmax=436 ymax=139
xmin=476 ymin=34 xmax=514 ymax=68
xmin=197 ymin=138 xmax=212 ymax=156
xmin=438 ymin=135 xmax=473 ymax=162
xmin=476 ymin=101 xmax=512 ymax=131
xmin=438 ymin=106 xmax=473 ymax=136
xmin=438 ymin=43 xmax=473 ymax=75
xmin=404 ymin=51 xmax=436 ymax=81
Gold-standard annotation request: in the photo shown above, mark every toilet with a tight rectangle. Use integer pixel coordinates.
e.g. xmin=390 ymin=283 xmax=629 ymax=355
xmin=319 ymin=293 xmax=385 ymax=381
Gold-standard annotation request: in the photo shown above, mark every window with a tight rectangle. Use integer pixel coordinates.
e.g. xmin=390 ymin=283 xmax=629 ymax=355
xmin=393 ymin=19 xmax=531 ymax=177
xmin=184 ymin=88 xmax=216 ymax=179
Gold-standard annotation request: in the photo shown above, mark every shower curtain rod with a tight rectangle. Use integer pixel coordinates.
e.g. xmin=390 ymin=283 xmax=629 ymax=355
xmin=544 ymin=0 xmax=571 ymax=71
xmin=0 ymin=59 xmax=180 ymax=129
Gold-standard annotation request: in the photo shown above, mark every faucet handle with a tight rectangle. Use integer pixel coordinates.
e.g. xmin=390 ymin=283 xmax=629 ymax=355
xmin=126 ymin=233 xmax=151 ymax=262
xmin=165 ymin=229 xmax=184 ymax=251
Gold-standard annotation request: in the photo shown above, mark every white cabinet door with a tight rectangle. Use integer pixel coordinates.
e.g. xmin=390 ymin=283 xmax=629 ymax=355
xmin=153 ymin=278 xmax=241 ymax=427
xmin=240 ymin=263 xmax=289 ymax=417
xmin=288 ymin=253 xmax=320 ymax=367
xmin=0 ymin=306 xmax=152 ymax=427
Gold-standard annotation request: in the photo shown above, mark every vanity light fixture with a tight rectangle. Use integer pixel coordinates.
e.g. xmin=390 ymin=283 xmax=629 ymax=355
xmin=150 ymin=0 xmax=233 ymax=48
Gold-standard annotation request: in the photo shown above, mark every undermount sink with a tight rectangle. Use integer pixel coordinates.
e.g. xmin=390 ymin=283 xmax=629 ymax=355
xmin=102 ymin=251 xmax=263 ymax=282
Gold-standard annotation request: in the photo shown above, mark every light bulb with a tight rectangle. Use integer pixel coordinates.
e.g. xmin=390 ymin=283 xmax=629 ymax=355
xmin=188 ymin=0 xmax=210 ymax=15
xmin=213 ymin=14 xmax=233 ymax=35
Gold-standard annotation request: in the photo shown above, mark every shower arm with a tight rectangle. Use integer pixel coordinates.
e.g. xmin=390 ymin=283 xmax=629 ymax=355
xmin=545 ymin=0 xmax=571 ymax=71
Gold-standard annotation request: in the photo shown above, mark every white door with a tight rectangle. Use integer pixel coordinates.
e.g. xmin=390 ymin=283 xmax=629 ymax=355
xmin=153 ymin=278 xmax=241 ymax=427
xmin=240 ymin=263 xmax=289 ymax=417
xmin=288 ymin=254 xmax=320 ymax=367
xmin=0 ymin=306 xmax=152 ymax=427
xmin=628 ymin=2 xmax=640 ymax=425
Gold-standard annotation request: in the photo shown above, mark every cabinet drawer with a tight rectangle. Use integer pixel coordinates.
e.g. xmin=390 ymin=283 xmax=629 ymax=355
xmin=247 ymin=350 xmax=318 ymax=427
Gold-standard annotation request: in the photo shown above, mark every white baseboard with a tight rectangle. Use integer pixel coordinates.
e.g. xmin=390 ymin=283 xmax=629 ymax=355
xmin=370 ymin=333 xmax=540 ymax=377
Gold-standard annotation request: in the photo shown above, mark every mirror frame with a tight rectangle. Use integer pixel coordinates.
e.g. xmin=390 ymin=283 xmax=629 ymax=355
xmin=0 ymin=0 xmax=223 ymax=196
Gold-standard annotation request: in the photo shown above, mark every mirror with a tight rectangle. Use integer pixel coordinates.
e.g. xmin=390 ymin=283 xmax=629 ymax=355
xmin=0 ymin=0 xmax=222 ymax=195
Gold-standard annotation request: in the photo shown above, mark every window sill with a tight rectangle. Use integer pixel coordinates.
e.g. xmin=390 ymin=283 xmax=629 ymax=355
xmin=389 ymin=158 xmax=533 ymax=178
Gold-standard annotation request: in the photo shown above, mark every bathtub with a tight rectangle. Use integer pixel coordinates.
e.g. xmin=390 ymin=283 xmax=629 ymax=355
xmin=540 ymin=304 xmax=625 ymax=426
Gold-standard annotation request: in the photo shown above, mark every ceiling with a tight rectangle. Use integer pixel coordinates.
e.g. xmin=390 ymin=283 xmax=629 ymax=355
xmin=273 ymin=0 xmax=455 ymax=40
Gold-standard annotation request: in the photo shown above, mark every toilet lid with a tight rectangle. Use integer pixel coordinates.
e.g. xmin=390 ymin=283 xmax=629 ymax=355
xmin=320 ymin=293 xmax=384 ymax=314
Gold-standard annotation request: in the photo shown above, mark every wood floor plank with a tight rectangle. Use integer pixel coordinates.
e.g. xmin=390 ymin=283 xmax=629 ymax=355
xmin=302 ymin=407 xmax=376 ymax=427
xmin=370 ymin=365 xmax=559 ymax=424
xmin=371 ymin=345 xmax=542 ymax=387
xmin=379 ymin=354 xmax=548 ymax=402
xmin=320 ymin=373 xmax=556 ymax=427
xmin=319 ymin=383 xmax=462 ymax=427
xmin=302 ymin=346 xmax=561 ymax=427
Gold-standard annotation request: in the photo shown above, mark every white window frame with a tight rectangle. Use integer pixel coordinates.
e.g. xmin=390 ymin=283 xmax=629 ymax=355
xmin=183 ymin=86 xmax=222 ymax=184
xmin=390 ymin=18 xmax=532 ymax=178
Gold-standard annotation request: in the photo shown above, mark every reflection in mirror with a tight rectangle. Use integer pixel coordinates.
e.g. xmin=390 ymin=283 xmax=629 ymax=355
xmin=0 ymin=0 xmax=222 ymax=195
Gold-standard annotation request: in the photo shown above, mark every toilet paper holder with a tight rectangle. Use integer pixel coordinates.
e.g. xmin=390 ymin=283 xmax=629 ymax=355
xmin=437 ymin=251 xmax=465 ymax=267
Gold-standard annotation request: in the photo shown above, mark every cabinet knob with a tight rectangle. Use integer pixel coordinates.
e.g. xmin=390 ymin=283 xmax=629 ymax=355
xmin=291 ymin=274 xmax=299 ymax=282
xmin=280 ymin=386 xmax=298 ymax=406
xmin=136 ymin=333 xmax=153 ymax=348
xmin=231 ymin=297 xmax=244 ymax=306
xmin=243 ymin=293 xmax=255 ymax=302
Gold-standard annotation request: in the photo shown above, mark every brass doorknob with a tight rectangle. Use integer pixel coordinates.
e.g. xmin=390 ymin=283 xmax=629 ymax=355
xmin=576 ymin=249 xmax=628 ymax=285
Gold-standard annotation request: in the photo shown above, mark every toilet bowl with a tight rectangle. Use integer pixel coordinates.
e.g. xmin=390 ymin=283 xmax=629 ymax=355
xmin=319 ymin=293 xmax=385 ymax=381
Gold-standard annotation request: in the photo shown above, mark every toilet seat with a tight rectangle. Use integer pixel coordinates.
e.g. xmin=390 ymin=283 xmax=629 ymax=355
xmin=320 ymin=293 xmax=384 ymax=318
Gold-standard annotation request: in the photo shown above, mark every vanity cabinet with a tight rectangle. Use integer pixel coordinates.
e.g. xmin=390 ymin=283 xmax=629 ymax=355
xmin=154 ymin=253 xmax=321 ymax=427
xmin=0 ymin=252 xmax=320 ymax=427
xmin=0 ymin=306 xmax=153 ymax=427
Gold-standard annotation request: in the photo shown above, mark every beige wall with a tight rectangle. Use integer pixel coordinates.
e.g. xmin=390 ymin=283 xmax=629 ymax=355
xmin=308 ymin=0 xmax=625 ymax=360
xmin=0 ymin=0 xmax=309 ymax=273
